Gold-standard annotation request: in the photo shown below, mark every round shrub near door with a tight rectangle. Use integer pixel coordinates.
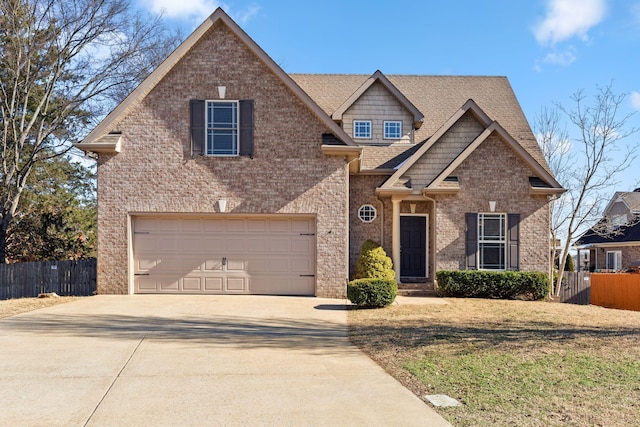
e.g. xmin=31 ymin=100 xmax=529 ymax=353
xmin=347 ymin=278 xmax=398 ymax=308
xmin=353 ymin=239 xmax=395 ymax=281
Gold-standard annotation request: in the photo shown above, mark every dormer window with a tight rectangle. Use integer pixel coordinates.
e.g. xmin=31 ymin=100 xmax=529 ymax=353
xmin=612 ymin=214 xmax=627 ymax=229
xmin=354 ymin=120 xmax=372 ymax=139
xmin=384 ymin=121 xmax=402 ymax=139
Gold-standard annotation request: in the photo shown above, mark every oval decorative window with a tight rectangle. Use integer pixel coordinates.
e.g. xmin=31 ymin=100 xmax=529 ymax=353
xmin=358 ymin=205 xmax=377 ymax=223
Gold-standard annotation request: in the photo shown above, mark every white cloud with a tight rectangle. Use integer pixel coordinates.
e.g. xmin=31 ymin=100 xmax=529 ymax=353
xmin=631 ymin=91 xmax=640 ymax=110
xmin=140 ymin=0 xmax=221 ymax=21
xmin=534 ymin=0 xmax=607 ymax=45
xmin=139 ymin=1 xmax=260 ymax=26
xmin=542 ymin=48 xmax=577 ymax=66
xmin=236 ymin=4 xmax=260 ymax=25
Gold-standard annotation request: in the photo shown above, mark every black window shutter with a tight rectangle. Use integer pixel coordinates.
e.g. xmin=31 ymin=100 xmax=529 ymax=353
xmin=507 ymin=213 xmax=520 ymax=271
xmin=190 ymin=99 xmax=205 ymax=155
xmin=465 ymin=213 xmax=478 ymax=270
xmin=239 ymin=99 xmax=254 ymax=157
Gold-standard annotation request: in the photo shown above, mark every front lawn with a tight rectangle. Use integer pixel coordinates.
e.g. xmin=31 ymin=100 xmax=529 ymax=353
xmin=348 ymin=298 xmax=640 ymax=426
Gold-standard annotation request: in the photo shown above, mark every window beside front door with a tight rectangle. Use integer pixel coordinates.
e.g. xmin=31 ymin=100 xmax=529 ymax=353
xmin=466 ymin=212 xmax=519 ymax=271
xmin=478 ymin=213 xmax=506 ymax=270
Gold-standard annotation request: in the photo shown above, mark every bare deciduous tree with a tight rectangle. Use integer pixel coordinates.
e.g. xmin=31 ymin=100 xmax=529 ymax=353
xmin=536 ymin=83 xmax=638 ymax=295
xmin=0 ymin=0 xmax=180 ymax=262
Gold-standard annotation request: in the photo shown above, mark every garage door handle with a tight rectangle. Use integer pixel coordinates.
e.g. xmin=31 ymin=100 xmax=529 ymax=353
xmin=135 ymin=273 xmax=150 ymax=276
xmin=299 ymin=274 xmax=315 ymax=277
xmin=222 ymin=257 xmax=227 ymax=266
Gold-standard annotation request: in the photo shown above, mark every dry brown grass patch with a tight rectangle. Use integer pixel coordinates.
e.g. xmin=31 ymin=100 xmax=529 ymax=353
xmin=0 ymin=296 xmax=81 ymax=319
xmin=349 ymin=298 xmax=640 ymax=426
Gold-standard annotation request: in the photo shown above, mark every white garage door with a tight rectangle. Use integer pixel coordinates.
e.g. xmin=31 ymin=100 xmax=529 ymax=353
xmin=133 ymin=216 xmax=316 ymax=295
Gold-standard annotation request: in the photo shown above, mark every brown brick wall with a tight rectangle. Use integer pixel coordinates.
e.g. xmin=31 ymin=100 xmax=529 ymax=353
xmin=96 ymin=22 xmax=349 ymax=297
xmin=349 ymin=133 xmax=550 ymax=279
xmin=435 ymin=134 xmax=550 ymax=273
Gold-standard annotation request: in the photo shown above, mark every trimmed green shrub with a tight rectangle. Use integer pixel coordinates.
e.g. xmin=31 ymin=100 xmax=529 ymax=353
xmin=347 ymin=278 xmax=398 ymax=308
xmin=436 ymin=270 xmax=549 ymax=301
xmin=353 ymin=239 xmax=395 ymax=281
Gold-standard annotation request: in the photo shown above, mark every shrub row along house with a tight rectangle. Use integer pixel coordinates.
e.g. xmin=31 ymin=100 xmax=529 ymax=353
xmin=76 ymin=8 xmax=564 ymax=297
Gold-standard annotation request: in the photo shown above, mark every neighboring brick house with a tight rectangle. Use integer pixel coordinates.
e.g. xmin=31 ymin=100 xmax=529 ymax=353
xmin=576 ymin=190 xmax=640 ymax=271
xmin=77 ymin=9 xmax=564 ymax=298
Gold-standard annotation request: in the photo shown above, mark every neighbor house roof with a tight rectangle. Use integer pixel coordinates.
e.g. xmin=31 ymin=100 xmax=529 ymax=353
xmin=291 ymin=74 xmax=547 ymax=173
xmin=577 ymin=220 xmax=640 ymax=246
xmin=604 ymin=191 xmax=640 ymax=215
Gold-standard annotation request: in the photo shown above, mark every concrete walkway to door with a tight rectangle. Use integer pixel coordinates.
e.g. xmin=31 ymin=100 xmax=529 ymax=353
xmin=0 ymin=295 xmax=451 ymax=426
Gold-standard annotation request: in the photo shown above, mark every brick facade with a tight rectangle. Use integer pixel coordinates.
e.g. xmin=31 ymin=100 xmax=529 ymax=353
xmin=434 ymin=134 xmax=550 ymax=273
xmin=348 ymin=133 xmax=551 ymax=279
xmin=96 ymin=22 xmax=349 ymax=297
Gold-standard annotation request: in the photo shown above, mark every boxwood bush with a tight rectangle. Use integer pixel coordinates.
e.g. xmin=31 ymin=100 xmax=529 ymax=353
xmin=353 ymin=239 xmax=395 ymax=281
xmin=436 ymin=270 xmax=549 ymax=300
xmin=347 ymin=278 xmax=397 ymax=308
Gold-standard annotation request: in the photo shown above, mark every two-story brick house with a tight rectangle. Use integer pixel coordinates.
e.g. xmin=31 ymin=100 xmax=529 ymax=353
xmin=77 ymin=8 xmax=564 ymax=298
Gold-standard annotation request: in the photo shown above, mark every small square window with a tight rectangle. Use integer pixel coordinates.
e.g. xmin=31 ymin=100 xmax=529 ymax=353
xmin=358 ymin=205 xmax=377 ymax=223
xmin=354 ymin=120 xmax=372 ymax=139
xmin=384 ymin=121 xmax=402 ymax=139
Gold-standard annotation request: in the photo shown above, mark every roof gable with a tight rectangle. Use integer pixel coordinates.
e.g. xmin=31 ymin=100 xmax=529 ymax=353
xmin=378 ymin=100 xmax=563 ymax=194
xmin=77 ymin=8 xmax=355 ymax=150
xmin=331 ymin=71 xmax=424 ymax=129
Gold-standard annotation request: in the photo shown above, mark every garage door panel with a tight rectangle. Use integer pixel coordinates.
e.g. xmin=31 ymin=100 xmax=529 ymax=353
xmin=181 ymin=219 xmax=202 ymax=232
xmin=291 ymin=257 xmax=314 ymax=273
xmin=269 ymin=239 xmax=291 ymax=252
xmin=226 ymin=277 xmax=247 ymax=291
xmin=134 ymin=216 xmax=315 ymax=295
xmin=291 ymin=237 xmax=313 ymax=254
xmin=204 ymin=277 xmax=224 ymax=291
xmin=226 ymin=239 xmax=246 ymax=252
xmin=226 ymin=219 xmax=246 ymax=232
xmin=204 ymin=259 xmax=223 ymax=271
xmin=247 ymin=219 xmax=268 ymax=232
xmin=291 ymin=219 xmax=313 ymax=233
xmin=269 ymin=219 xmax=290 ymax=232
xmin=183 ymin=277 xmax=202 ymax=291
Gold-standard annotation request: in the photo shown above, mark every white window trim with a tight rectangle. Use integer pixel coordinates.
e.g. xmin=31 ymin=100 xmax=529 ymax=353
xmin=383 ymin=120 xmax=402 ymax=139
xmin=477 ymin=212 xmax=507 ymax=271
xmin=206 ymin=99 xmax=239 ymax=157
xmin=358 ymin=204 xmax=377 ymax=223
xmin=353 ymin=120 xmax=372 ymax=139
xmin=606 ymin=250 xmax=622 ymax=270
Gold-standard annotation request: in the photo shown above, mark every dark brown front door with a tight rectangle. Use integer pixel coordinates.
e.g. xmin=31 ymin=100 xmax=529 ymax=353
xmin=400 ymin=216 xmax=426 ymax=277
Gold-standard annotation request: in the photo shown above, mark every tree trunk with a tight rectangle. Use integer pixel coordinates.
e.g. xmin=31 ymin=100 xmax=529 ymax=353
xmin=0 ymin=216 xmax=10 ymax=264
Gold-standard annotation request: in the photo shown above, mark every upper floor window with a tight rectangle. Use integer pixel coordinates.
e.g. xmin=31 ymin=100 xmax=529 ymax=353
xmin=353 ymin=120 xmax=372 ymax=139
xmin=612 ymin=214 xmax=628 ymax=229
xmin=207 ymin=101 xmax=238 ymax=155
xmin=384 ymin=121 xmax=402 ymax=139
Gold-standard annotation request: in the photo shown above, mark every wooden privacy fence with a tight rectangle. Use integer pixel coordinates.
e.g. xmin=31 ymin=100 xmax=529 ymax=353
xmin=560 ymin=272 xmax=591 ymax=305
xmin=0 ymin=259 xmax=96 ymax=300
xmin=590 ymin=273 xmax=640 ymax=312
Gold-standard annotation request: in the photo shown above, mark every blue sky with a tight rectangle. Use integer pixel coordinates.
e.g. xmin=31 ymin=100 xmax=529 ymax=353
xmin=136 ymin=0 xmax=640 ymax=190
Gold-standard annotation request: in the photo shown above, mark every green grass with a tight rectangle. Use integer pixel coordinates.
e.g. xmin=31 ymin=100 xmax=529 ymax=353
xmin=348 ymin=298 xmax=640 ymax=426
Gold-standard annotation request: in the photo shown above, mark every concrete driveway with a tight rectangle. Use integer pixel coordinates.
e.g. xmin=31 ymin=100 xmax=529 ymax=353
xmin=0 ymin=295 xmax=450 ymax=426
